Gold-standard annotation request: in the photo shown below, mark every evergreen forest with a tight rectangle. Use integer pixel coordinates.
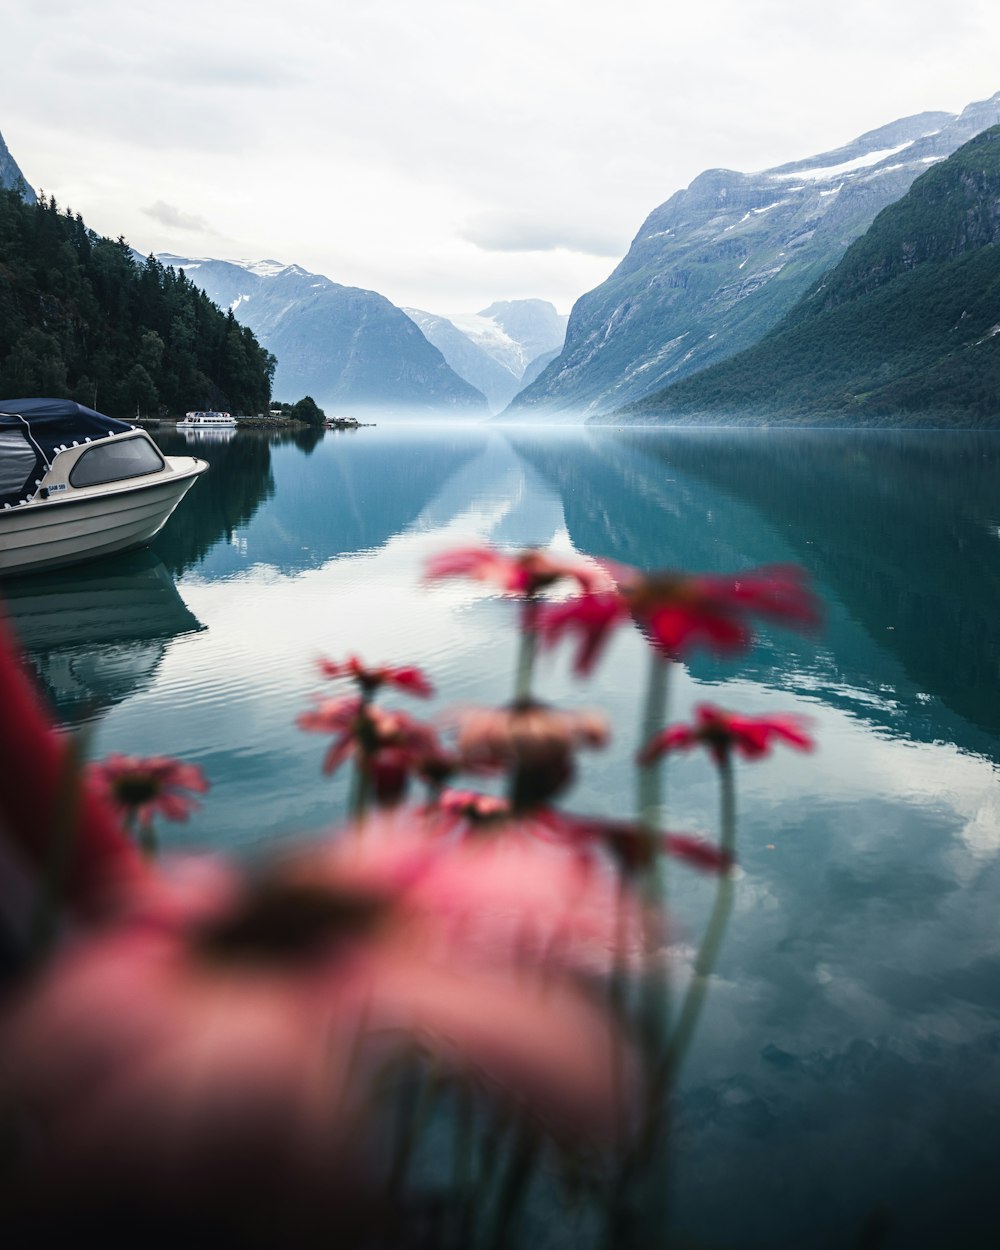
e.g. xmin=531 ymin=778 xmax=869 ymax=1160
xmin=0 ymin=188 xmax=275 ymax=418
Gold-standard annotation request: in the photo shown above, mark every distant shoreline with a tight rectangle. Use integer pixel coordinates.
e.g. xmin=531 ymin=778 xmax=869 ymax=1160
xmin=135 ymin=416 xmax=310 ymax=430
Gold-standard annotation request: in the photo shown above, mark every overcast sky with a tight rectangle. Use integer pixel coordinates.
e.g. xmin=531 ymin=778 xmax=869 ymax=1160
xmin=2 ymin=0 xmax=999 ymax=315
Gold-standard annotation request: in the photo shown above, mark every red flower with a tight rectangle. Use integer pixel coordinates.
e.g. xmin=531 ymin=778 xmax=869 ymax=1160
xmin=297 ymin=694 xmax=364 ymax=774
xmin=536 ymin=591 xmax=627 ymax=674
xmin=317 ymin=656 xmax=433 ymax=698
xmin=640 ymin=704 xmax=815 ymax=768
xmin=298 ymin=696 xmax=442 ymax=804
xmin=0 ymin=827 xmax=638 ymax=1234
xmin=538 ymin=564 xmax=821 ymax=672
xmin=0 ymin=612 xmax=146 ymax=920
xmin=87 ymin=754 xmax=210 ymax=829
xmin=532 ymin=809 xmax=733 ymax=876
xmin=424 ymin=544 xmax=608 ymax=598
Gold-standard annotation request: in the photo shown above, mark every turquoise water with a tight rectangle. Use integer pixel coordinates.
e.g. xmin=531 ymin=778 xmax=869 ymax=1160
xmin=5 ymin=423 xmax=1000 ymax=1248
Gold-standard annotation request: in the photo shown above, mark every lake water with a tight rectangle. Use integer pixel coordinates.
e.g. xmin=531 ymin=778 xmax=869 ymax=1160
xmin=5 ymin=422 xmax=1000 ymax=1248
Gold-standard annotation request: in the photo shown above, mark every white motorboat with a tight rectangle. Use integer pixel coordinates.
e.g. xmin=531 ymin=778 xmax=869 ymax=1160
xmin=178 ymin=410 xmax=237 ymax=428
xmin=0 ymin=398 xmax=208 ymax=577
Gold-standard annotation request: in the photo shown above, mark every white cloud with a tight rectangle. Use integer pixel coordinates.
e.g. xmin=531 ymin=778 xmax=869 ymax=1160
xmin=2 ymin=0 xmax=1000 ymax=313
xmin=461 ymin=211 xmax=627 ymax=257
xmin=142 ymin=201 xmax=220 ymax=234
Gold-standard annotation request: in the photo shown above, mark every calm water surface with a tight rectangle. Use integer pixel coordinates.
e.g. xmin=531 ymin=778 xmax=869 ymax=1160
xmin=5 ymin=423 xmax=1000 ymax=1249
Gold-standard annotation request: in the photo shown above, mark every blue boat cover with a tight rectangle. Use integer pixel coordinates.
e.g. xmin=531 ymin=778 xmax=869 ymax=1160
xmin=0 ymin=398 xmax=136 ymax=508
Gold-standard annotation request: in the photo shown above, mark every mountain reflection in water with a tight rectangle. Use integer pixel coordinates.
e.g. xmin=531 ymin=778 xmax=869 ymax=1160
xmin=510 ymin=427 xmax=1000 ymax=755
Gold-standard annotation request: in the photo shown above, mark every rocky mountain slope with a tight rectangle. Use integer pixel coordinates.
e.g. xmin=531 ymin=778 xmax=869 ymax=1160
xmin=510 ymin=91 xmax=1000 ymax=417
xmin=158 ymin=255 xmax=487 ymax=413
xmin=619 ymin=126 xmax=1000 ymax=427
xmin=403 ymin=300 xmax=567 ymax=411
xmin=0 ymin=128 xmax=35 ymax=201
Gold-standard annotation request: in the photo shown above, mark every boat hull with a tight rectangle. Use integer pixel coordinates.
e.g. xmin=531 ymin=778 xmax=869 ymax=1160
xmin=0 ymin=460 xmax=206 ymax=576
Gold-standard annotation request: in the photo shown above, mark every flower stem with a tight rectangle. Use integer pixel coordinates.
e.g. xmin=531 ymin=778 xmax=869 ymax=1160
xmin=663 ymin=752 xmax=737 ymax=1080
xmin=386 ymin=1060 xmax=442 ymax=1198
xmin=615 ymin=749 xmax=738 ymax=1242
xmin=28 ymin=727 xmax=88 ymax=960
xmin=349 ymin=693 xmax=375 ymax=825
xmin=635 ymin=651 xmax=672 ymax=1056
xmin=636 ymin=650 xmax=670 ymax=830
xmin=604 ymin=651 xmax=675 ymax=1246
xmin=485 ymin=1117 xmax=540 ymax=1250
xmin=454 ymin=1081 xmax=476 ymax=1245
xmin=137 ymin=819 xmax=158 ymax=859
xmin=348 ymin=765 xmax=371 ymax=826
xmin=513 ymin=601 xmax=539 ymax=702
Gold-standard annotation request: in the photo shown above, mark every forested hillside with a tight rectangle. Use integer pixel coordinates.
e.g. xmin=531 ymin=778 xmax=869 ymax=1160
xmin=0 ymin=189 xmax=274 ymax=417
xmin=620 ymin=126 xmax=1000 ymax=427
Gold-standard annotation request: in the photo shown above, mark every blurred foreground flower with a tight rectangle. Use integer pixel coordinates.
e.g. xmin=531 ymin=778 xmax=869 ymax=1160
xmin=539 ymin=563 xmax=821 ymax=673
xmin=453 ymin=698 xmax=608 ymax=809
xmin=0 ymin=612 xmax=145 ymax=925
xmin=0 ymin=823 xmax=638 ymax=1241
xmin=425 ymin=787 xmax=513 ymax=835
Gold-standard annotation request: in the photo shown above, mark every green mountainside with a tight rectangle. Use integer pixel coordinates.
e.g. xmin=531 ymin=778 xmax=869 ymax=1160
xmin=0 ymin=188 xmax=274 ymax=417
xmin=620 ymin=126 xmax=1000 ymax=427
xmin=510 ymin=94 xmax=1000 ymax=418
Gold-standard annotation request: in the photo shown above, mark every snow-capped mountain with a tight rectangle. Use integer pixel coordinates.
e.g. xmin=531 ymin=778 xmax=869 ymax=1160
xmin=510 ymin=91 xmax=1000 ymax=416
xmin=402 ymin=300 xmax=568 ymax=411
xmin=157 ymin=255 xmax=487 ymax=413
xmin=619 ymin=123 xmax=1000 ymax=427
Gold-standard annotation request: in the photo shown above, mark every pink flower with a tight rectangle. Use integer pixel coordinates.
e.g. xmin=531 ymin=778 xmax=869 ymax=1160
xmin=452 ymin=699 xmax=608 ymax=808
xmin=424 ymin=544 xmax=608 ymax=598
xmin=640 ymin=704 xmax=815 ymax=768
xmin=0 ymin=827 xmax=638 ymax=1233
xmin=411 ymin=744 xmax=467 ymax=789
xmin=315 ymin=813 xmax=646 ymax=980
xmin=86 ymin=754 xmax=209 ymax=828
xmin=298 ymin=698 xmax=435 ymax=771
xmin=317 ymin=655 xmax=434 ymax=698
xmin=0 ymin=611 xmax=147 ymax=921
xmin=538 ymin=564 xmax=821 ymax=672
xmin=429 ymin=788 xmax=512 ymax=832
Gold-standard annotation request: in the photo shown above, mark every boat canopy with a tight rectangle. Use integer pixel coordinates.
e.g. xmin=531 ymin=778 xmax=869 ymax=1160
xmin=0 ymin=398 xmax=136 ymax=508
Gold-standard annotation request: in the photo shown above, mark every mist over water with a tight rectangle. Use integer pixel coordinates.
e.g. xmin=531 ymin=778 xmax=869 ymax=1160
xmin=6 ymin=423 xmax=1000 ymax=1248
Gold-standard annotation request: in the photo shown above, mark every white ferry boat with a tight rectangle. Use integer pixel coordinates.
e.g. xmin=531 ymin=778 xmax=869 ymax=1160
xmin=178 ymin=410 xmax=237 ymax=428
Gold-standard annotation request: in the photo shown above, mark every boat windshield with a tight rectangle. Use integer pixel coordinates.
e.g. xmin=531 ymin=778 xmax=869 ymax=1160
xmin=68 ymin=435 xmax=165 ymax=488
